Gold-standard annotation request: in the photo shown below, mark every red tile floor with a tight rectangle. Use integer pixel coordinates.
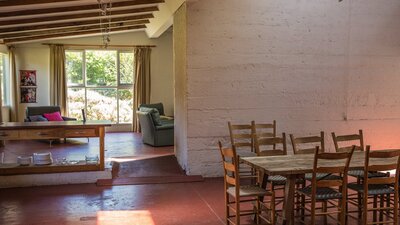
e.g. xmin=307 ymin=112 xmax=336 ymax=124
xmin=0 ymin=133 xmax=226 ymax=225
xmin=0 ymin=133 xmax=391 ymax=225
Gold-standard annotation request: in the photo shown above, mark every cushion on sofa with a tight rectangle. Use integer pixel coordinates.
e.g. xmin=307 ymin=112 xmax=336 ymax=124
xmin=29 ymin=115 xmax=48 ymax=122
xmin=139 ymin=107 xmax=162 ymax=126
xmin=43 ymin=111 xmax=64 ymax=121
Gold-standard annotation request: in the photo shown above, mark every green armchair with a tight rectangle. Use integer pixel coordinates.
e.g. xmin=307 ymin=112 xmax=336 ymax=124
xmin=136 ymin=108 xmax=174 ymax=147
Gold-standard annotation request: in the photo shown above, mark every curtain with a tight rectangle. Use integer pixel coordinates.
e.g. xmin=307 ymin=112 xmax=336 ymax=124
xmin=133 ymin=47 xmax=152 ymax=132
xmin=49 ymin=44 xmax=67 ymax=115
xmin=9 ymin=46 xmax=18 ymax=122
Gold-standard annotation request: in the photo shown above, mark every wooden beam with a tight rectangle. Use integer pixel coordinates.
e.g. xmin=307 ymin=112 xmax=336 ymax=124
xmin=0 ymin=0 xmax=81 ymax=7
xmin=4 ymin=25 xmax=147 ymax=44
xmin=0 ymin=6 xmax=158 ymax=26
xmin=0 ymin=0 xmax=164 ymax=18
xmin=0 ymin=20 xmax=149 ymax=39
xmin=0 ymin=14 xmax=153 ymax=35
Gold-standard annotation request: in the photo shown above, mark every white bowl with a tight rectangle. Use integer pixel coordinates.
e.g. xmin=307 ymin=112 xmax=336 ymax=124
xmin=33 ymin=152 xmax=52 ymax=161
xmin=17 ymin=156 xmax=32 ymax=166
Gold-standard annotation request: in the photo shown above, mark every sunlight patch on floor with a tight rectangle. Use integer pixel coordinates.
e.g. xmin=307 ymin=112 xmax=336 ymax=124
xmin=97 ymin=210 xmax=154 ymax=225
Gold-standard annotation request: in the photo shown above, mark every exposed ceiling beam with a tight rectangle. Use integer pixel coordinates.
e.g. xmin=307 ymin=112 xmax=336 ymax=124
xmin=0 ymin=0 xmax=81 ymax=7
xmin=0 ymin=6 xmax=159 ymax=26
xmin=146 ymin=0 xmax=184 ymax=38
xmin=4 ymin=25 xmax=147 ymax=44
xmin=0 ymin=14 xmax=154 ymax=35
xmin=0 ymin=0 xmax=164 ymax=18
xmin=0 ymin=20 xmax=149 ymax=39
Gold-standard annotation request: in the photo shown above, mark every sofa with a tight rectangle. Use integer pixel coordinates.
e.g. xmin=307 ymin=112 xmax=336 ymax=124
xmin=25 ymin=106 xmax=76 ymax=122
xmin=137 ymin=103 xmax=174 ymax=146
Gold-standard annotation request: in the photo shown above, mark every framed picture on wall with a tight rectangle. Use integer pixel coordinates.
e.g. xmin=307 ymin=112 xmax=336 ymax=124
xmin=20 ymin=70 xmax=37 ymax=86
xmin=20 ymin=87 xmax=37 ymax=103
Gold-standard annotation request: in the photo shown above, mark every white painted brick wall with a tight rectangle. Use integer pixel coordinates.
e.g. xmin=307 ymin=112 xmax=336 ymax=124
xmin=181 ymin=0 xmax=400 ymax=176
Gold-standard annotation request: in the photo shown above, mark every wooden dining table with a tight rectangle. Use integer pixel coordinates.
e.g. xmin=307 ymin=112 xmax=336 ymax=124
xmin=241 ymin=151 xmax=397 ymax=225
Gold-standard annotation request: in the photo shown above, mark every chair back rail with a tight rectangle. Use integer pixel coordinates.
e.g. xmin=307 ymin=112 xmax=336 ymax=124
xmin=311 ymin=146 xmax=355 ymax=189
xmin=255 ymin=133 xmax=287 ymax=156
xmin=363 ymin=146 xmax=400 ymax=186
xmin=290 ymin=131 xmax=324 ymax=154
xmin=331 ymin=129 xmax=364 ymax=153
xmin=228 ymin=122 xmax=254 ymax=152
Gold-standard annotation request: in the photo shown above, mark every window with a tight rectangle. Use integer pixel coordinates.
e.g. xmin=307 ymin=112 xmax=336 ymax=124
xmin=66 ymin=50 xmax=134 ymax=124
xmin=0 ymin=53 xmax=9 ymax=106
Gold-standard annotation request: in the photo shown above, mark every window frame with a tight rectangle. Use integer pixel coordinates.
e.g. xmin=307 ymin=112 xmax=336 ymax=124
xmin=65 ymin=49 xmax=134 ymax=124
xmin=0 ymin=53 xmax=10 ymax=106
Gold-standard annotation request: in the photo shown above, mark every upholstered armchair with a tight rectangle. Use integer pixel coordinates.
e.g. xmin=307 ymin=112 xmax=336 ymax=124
xmin=137 ymin=103 xmax=174 ymax=146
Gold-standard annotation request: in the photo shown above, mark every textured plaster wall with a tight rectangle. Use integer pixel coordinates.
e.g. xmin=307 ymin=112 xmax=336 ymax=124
xmin=173 ymin=3 xmax=188 ymax=171
xmin=184 ymin=0 xmax=400 ymax=176
xmin=13 ymin=31 xmax=173 ymax=122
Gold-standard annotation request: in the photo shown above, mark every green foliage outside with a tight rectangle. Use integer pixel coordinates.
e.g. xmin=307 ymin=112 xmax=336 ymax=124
xmin=65 ymin=50 xmax=134 ymax=123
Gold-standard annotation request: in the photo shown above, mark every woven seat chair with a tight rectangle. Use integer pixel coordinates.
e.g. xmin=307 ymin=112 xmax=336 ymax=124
xmin=290 ymin=132 xmax=339 ymax=181
xmin=218 ymin=141 xmax=275 ymax=225
xmin=228 ymin=121 xmax=257 ymax=181
xmin=253 ymin=131 xmax=303 ymax=213
xmin=332 ymin=130 xmax=388 ymax=180
xmin=296 ymin=146 xmax=355 ymax=225
xmin=347 ymin=146 xmax=400 ymax=225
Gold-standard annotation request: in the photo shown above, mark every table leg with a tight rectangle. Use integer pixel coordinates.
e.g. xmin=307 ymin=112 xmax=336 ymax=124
xmin=99 ymin=126 xmax=105 ymax=170
xmin=282 ymin=174 xmax=296 ymax=225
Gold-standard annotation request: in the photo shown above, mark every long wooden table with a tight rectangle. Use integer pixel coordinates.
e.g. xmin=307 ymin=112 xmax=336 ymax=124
xmin=241 ymin=151 xmax=397 ymax=225
xmin=0 ymin=120 xmax=111 ymax=175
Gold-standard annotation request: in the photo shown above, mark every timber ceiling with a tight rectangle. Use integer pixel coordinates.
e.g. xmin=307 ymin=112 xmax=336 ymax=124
xmin=0 ymin=0 xmax=165 ymax=45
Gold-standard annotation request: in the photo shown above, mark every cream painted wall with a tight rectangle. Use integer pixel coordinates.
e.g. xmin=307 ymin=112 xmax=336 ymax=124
xmin=12 ymin=31 xmax=173 ymax=122
xmin=14 ymin=46 xmax=50 ymax=120
xmin=181 ymin=0 xmax=400 ymax=176
xmin=0 ymin=45 xmax=7 ymax=53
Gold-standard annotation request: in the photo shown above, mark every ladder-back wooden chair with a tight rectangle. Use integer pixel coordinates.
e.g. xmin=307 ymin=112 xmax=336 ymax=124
xmin=332 ymin=130 xmax=388 ymax=181
xmin=228 ymin=121 xmax=256 ymax=179
xmin=347 ymin=146 xmax=400 ymax=225
xmin=296 ymin=146 xmax=355 ymax=225
xmin=218 ymin=141 xmax=275 ymax=225
xmin=254 ymin=132 xmax=292 ymax=209
xmin=253 ymin=120 xmax=276 ymax=143
xmin=290 ymin=132 xmax=336 ymax=180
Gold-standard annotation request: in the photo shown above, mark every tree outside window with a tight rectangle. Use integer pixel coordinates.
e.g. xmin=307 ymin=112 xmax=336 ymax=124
xmin=66 ymin=50 xmax=134 ymax=123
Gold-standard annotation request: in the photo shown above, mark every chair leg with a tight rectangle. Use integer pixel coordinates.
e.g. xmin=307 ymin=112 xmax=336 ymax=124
xmin=225 ymin=193 xmax=230 ymax=225
xmin=363 ymin=193 xmax=368 ymax=225
xmin=310 ymin=198 xmax=316 ymax=225
xmin=235 ymin=199 xmax=240 ymax=225
xmin=322 ymin=201 xmax=328 ymax=225
xmin=340 ymin=197 xmax=346 ymax=225
xmin=271 ymin=192 xmax=276 ymax=225
xmin=256 ymin=196 xmax=261 ymax=224
xmin=394 ymin=191 xmax=398 ymax=225
xmin=373 ymin=196 xmax=377 ymax=223
xmin=379 ymin=194 xmax=384 ymax=222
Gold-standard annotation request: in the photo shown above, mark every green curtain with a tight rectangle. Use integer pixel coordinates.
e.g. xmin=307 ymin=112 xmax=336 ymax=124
xmin=133 ymin=47 xmax=151 ymax=132
xmin=9 ymin=46 xmax=18 ymax=122
xmin=49 ymin=44 xmax=67 ymax=115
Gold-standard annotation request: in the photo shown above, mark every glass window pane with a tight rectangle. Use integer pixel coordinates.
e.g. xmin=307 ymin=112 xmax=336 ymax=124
xmin=118 ymin=89 xmax=133 ymax=123
xmin=67 ymin=88 xmax=85 ymax=119
xmin=86 ymin=88 xmax=117 ymax=122
xmin=119 ymin=52 xmax=134 ymax=84
xmin=86 ymin=50 xmax=117 ymax=86
xmin=65 ymin=51 xmax=83 ymax=86
xmin=0 ymin=54 xmax=3 ymax=104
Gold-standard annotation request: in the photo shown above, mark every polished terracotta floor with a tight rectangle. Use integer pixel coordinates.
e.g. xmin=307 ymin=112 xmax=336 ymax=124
xmin=0 ymin=133 xmax=390 ymax=225
xmin=0 ymin=133 xmax=228 ymax=225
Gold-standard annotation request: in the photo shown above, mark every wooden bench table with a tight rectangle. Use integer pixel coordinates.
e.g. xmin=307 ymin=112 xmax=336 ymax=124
xmin=0 ymin=120 xmax=111 ymax=175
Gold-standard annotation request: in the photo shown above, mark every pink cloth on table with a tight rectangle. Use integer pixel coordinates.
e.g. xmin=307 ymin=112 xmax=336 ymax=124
xmin=43 ymin=111 xmax=64 ymax=121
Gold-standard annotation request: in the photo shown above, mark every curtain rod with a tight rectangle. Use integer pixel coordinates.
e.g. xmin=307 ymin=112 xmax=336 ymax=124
xmin=42 ymin=43 xmax=156 ymax=48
